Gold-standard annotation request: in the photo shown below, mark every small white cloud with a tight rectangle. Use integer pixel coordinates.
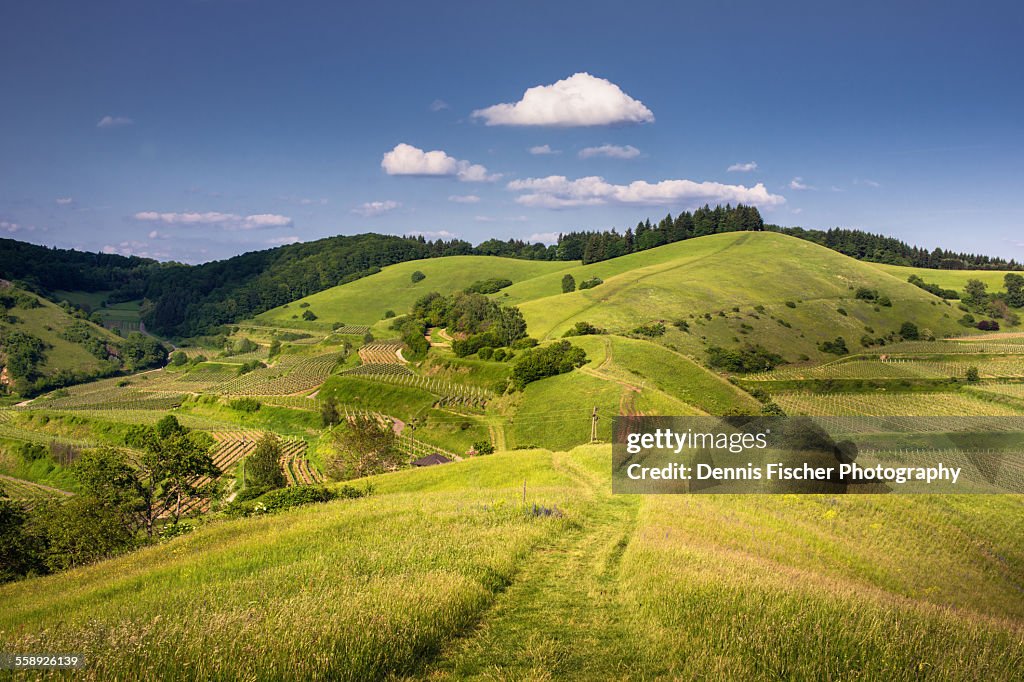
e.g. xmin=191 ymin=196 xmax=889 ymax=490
xmin=528 ymin=232 xmax=560 ymax=244
xmin=133 ymin=211 xmax=293 ymax=230
xmin=448 ymin=194 xmax=481 ymax=203
xmin=578 ymin=144 xmax=640 ymax=159
xmin=299 ymin=197 xmax=328 ymax=206
xmin=791 ymin=208 xmax=803 ymax=214
xmin=406 ymin=230 xmax=459 ymax=239
xmin=55 ymin=197 xmax=74 ymax=206
xmin=855 ymin=178 xmax=881 ymax=188
xmin=352 ymin=200 xmax=400 ymax=217
xmin=830 ymin=185 xmax=845 ymax=192
xmin=727 ymin=161 xmax=758 ymax=172
xmin=788 ymin=177 xmax=812 ymax=190
xmin=472 ymin=72 xmax=654 ymax=127
xmin=2 ymin=220 xmax=22 ymax=233
xmin=429 ymin=99 xmax=450 ymax=112
xmin=507 ymin=175 xmax=786 ymax=209
xmin=97 ymin=115 xmax=134 ymax=128
xmin=381 ymin=143 xmax=500 ymax=182
xmin=529 ymin=144 xmax=560 ymax=155
xmin=474 ymin=215 xmax=497 ymax=223
xmin=268 ymin=236 xmax=301 ymax=245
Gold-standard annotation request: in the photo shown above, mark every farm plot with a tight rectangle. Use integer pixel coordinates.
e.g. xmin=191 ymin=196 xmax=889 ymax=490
xmin=748 ymin=356 xmax=1024 ymax=382
xmin=215 ymin=353 xmax=341 ymax=396
xmin=37 ymin=388 xmax=185 ymax=412
xmin=341 ymin=364 xmax=494 ymax=407
xmin=358 ymin=343 xmax=405 ymax=365
xmin=773 ymin=391 xmax=1024 ymax=417
xmin=0 ymin=474 xmax=73 ymax=509
xmin=342 ymin=407 xmax=461 ymax=462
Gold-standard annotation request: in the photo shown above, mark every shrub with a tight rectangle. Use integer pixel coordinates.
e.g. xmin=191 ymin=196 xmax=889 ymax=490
xmin=561 ymin=274 xmax=576 ymax=293
xmin=383 ymin=310 xmax=396 ymax=319
xmin=511 ymin=337 xmax=539 ymax=349
xmin=855 ymin=287 xmax=878 ymax=301
xmin=785 ymin=301 xmax=796 ymax=308
xmin=632 ymin=322 xmax=666 ymax=337
xmin=899 ymin=321 xmax=920 ymax=340
xmin=227 ymin=485 xmax=365 ymax=517
xmin=229 ymin=397 xmax=261 ymax=413
xmin=562 ymin=321 xmax=605 ymax=337
xmin=578 ymin=276 xmax=603 ymax=290
xmin=672 ymin=319 xmax=690 ymax=332
xmin=836 ymin=308 xmax=848 ymax=316
xmin=471 ymin=440 xmax=495 ymax=455
xmin=169 ymin=351 xmax=188 ymax=366
xmin=477 ymin=346 xmax=494 ymax=360
xmin=706 ymin=344 xmax=783 ymax=373
xmin=302 ymin=310 xmax=318 ymax=321
xmin=818 ymin=337 xmax=849 ymax=355
xmin=299 ymin=302 xmax=310 ymax=308
xmin=411 ymin=270 xmax=426 ymax=283
xmin=493 ymin=348 xmax=509 ymax=362
xmin=976 ymin=319 xmax=1000 ymax=331
xmin=464 ymin=278 xmax=513 ymax=294
xmin=511 ymin=341 xmax=587 ymax=389
xmin=877 ymin=295 xmax=892 ymax=307
xmin=966 ymin=366 xmax=980 ymax=382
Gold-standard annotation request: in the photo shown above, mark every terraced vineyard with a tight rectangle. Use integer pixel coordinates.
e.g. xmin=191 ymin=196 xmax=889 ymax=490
xmin=748 ymin=356 xmax=1024 ymax=381
xmin=774 ymin=391 xmax=1024 ymax=417
xmin=215 ymin=353 xmax=342 ymax=396
xmin=340 ymin=363 xmax=494 ymax=406
xmin=358 ymin=342 xmax=405 ymax=364
xmin=0 ymin=474 xmax=73 ymax=509
xmin=34 ymin=388 xmax=185 ymax=412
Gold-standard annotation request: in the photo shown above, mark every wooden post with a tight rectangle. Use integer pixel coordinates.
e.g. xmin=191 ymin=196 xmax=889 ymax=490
xmin=590 ymin=406 xmax=599 ymax=443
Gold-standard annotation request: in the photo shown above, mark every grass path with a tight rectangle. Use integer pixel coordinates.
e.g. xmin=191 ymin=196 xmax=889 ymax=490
xmin=422 ymin=455 xmax=647 ymax=680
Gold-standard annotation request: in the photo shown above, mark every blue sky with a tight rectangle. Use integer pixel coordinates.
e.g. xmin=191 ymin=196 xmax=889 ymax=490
xmin=1 ymin=0 xmax=1022 ymax=263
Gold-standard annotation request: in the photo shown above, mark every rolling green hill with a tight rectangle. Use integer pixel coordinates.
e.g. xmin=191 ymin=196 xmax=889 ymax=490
xmin=0 ymin=281 xmax=128 ymax=395
xmin=515 ymin=232 xmax=986 ymax=360
xmin=255 ymin=255 xmax=568 ymax=328
xmin=2 ymin=446 xmax=1020 ymax=680
xmin=867 ymin=262 xmax=1016 ymax=291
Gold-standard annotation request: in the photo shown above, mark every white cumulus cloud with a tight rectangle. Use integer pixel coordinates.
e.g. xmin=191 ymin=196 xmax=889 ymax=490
xmin=579 ymin=144 xmax=640 ymax=159
xmin=97 ymin=115 xmax=134 ymax=128
xmin=528 ymin=232 xmax=560 ymax=244
xmin=268 ymin=236 xmax=301 ymax=245
xmin=472 ymin=72 xmax=654 ymax=127
xmin=507 ymin=175 xmax=786 ymax=210
xmin=429 ymin=99 xmax=450 ymax=112
xmin=789 ymin=177 xmax=812 ymax=190
xmin=727 ymin=161 xmax=758 ymax=172
xmin=448 ymin=194 xmax=481 ymax=203
xmin=55 ymin=197 xmax=74 ymax=206
xmin=406 ymin=230 xmax=459 ymax=240
xmin=381 ymin=143 xmax=499 ymax=182
xmin=529 ymin=144 xmax=560 ymax=155
xmin=133 ymin=211 xmax=293 ymax=230
xmin=352 ymin=200 xmax=400 ymax=217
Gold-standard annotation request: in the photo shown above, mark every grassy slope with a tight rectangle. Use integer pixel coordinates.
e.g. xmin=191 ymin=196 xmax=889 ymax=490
xmin=2 ymin=447 xmax=1020 ymax=680
xmin=517 ymin=232 xmax=982 ymax=361
xmin=1 ymin=286 xmax=123 ymax=381
xmin=254 ymin=256 xmax=568 ymax=328
xmin=868 ymin=263 xmax=1016 ymax=292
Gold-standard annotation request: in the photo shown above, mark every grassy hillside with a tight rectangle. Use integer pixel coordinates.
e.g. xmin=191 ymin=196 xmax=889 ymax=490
xmin=255 ymin=256 xmax=568 ymax=328
xmin=0 ymin=282 xmax=125 ymax=392
xmin=868 ymin=262 xmax=1016 ymax=292
xmin=2 ymin=446 xmax=1020 ymax=680
xmin=516 ymin=232 xmax=985 ymax=361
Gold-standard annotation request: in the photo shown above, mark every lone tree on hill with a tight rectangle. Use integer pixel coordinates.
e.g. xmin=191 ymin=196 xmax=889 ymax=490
xmin=246 ymin=434 xmax=285 ymax=490
xmin=329 ymin=414 xmax=403 ymax=480
xmin=561 ymin=274 xmax=576 ymax=293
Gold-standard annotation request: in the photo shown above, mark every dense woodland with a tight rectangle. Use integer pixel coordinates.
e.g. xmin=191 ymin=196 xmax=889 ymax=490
xmin=2 ymin=207 xmax=1019 ymax=339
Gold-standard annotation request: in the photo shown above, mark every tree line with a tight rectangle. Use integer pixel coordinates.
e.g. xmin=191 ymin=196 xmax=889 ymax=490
xmin=3 ymin=206 xmax=1019 ymax=340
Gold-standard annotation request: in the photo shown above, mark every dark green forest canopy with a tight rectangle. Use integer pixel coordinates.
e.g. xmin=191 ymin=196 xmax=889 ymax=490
xmin=2 ymin=206 xmax=1019 ymax=339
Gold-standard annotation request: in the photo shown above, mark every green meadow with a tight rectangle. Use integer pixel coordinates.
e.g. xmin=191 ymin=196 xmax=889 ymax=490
xmin=2 ymin=447 xmax=1020 ymax=681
